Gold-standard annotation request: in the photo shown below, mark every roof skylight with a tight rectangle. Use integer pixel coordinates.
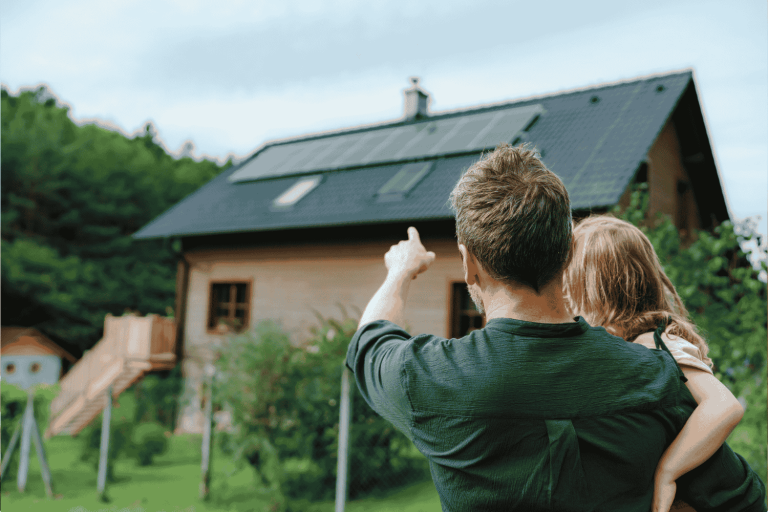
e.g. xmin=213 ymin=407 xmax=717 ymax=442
xmin=272 ymin=176 xmax=322 ymax=209
xmin=376 ymin=162 xmax=433 ymax=202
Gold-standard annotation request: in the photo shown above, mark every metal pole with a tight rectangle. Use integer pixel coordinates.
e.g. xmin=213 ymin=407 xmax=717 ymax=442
xmin=16 ymin=391 xmax=34 ymax=492
xmin=199 ymin=363 xmax=214 ymax=501
xmin=335 ymin=367 xmax=353 ymax=512
xmin=97 ymin=385 xmax=113 ymax=500
xmin=30 ymin=408 xmax=54 ymax=498
xmin=0 ymin=420 xmax=21 ymax=481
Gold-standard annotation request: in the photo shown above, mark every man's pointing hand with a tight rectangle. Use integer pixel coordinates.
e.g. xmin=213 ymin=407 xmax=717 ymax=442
xmin=385 ymin=227 xmax=436 ymax=280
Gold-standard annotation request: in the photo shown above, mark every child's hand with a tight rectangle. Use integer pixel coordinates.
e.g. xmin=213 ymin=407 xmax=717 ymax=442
xmin=652 ymin=469 xmax=676 ymax=512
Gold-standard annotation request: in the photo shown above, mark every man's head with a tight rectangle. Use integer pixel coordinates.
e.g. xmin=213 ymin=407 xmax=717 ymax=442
xmin=449 ymin=143 xmax=573 ymax=299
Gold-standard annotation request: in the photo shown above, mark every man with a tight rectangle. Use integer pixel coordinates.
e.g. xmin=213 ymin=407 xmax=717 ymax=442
xmin=345 ymin=144 xmax=765 ymax=511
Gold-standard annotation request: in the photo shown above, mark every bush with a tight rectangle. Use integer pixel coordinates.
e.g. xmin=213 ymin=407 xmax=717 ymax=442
xmin=0 ymin=381 xmax=58 ymax=480
xmin=76 ymin=366 xmax=183 ymax=476
xmin=615 ymin=184 xmax=767 ymax=483
xmin=78 ymin=389 xmax=137 ymax=481
xmin=213 ymin=315 xmax=427 ymax=508
xmin=133 ymin=364 xmax=184 ymax=431
xmin=131 ymin=422 xmax=169 ymax=466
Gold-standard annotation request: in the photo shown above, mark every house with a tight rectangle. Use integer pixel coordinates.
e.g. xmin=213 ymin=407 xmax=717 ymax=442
xmin=134 ymin=70 xmax=730 ymax=433
xmin=1 ymin=327 xmax=78 ymax=388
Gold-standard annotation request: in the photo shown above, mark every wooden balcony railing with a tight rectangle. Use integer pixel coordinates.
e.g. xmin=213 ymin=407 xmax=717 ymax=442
xmin=46 ymin=314 xmax=176 ymax=438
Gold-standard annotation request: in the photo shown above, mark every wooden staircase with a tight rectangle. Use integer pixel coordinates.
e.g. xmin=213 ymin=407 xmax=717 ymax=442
xmin=45 ymin=314 xmax=176 ymax=438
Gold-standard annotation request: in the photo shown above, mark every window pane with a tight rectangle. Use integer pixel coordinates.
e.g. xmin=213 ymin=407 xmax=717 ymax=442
xmin=209 ymin=282 xmax=251 ymax=331
xmin=235 ymin=283 xmax=248 ymax=303
xmin=213 ymin=284 xmax=229 ymax=303
xmin=451 ymin=282 xmax=485 ymax=338
xmin=459 ymin=284 xmax=479 ymax=311
xmin=459 ymin=316 xmax=471 ymax=337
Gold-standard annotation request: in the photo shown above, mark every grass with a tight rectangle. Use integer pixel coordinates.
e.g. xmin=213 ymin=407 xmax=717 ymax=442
xmin=1 ymin=432 xmax=442 ymax=512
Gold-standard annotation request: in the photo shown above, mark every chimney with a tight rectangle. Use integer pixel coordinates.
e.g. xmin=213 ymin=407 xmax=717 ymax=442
xmin=403 ymin=77 xmax=430 ymax=121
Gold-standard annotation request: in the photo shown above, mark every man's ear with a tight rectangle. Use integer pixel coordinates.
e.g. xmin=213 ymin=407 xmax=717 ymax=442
xmin=458 ymin=244 xmax=479 ymax=286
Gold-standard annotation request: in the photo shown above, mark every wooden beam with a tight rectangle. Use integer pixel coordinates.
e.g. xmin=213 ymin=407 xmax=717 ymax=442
xmin=96 ymin=385 xmax=113 ymax=500
xmin=31 ymin=412 xmax=53 ymax=498
xmin=16 ymin=392 xmax=34 ymax=492
xmin=335 ymin=368 xmax=353 ymax=512
xmin=199 ymin=365 xmax=214 ymax=501
xmin=0 ymin=420 xmax=21 ymax=480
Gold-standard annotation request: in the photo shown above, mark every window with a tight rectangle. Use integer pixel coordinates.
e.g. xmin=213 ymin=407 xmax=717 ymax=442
xmin=272 ymin=175 xmax=322 ymax=209
xmin=450 ymin=282 xmax=485 ymax=338
xmin=376 ymin=162 xmax=433 ymax=202
xmin=208 ymin=282 xmax=251 ymax=333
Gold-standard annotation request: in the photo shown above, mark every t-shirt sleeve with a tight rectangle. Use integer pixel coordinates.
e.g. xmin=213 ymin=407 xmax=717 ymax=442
xmin=345 ymin=320 xmax=413 ymax=437
xmin=633 ymin=332 xmax=713 ymax=374
xmin=678 ymin=440 xmax=767 ymax=512
xmin=661 ymin=334 xmax=713 ymax=375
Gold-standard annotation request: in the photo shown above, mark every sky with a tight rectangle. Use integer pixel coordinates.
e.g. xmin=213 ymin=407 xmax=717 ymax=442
xmin=2 ymin=0 xmax=766 ymax=240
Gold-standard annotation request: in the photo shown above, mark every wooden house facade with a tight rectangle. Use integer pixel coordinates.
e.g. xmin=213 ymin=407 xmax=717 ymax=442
xmin=135 ymin=70 xmax=730 ymax=433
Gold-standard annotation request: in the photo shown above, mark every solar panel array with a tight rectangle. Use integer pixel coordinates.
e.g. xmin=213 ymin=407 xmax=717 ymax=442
xmin=229 ymin=103 xmax=544 ymax=183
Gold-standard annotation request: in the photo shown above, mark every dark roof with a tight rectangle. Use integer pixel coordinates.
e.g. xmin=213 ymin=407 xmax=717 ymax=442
xmin=134 ymin=70 xmax=715 ymax=240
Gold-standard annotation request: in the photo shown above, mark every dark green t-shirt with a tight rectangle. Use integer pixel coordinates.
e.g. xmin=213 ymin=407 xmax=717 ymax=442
xmin=346 ymin=317 xmax=765 ymax=512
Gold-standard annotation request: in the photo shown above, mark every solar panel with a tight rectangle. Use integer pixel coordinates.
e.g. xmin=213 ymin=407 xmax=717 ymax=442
xmin=297 ymin=136 xmax=351 ymax=171
xmin=229 ymin=103 xmax=544 ymax=183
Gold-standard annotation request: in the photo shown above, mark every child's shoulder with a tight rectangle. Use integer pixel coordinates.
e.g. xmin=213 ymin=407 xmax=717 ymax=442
xmin=632 ymin=331 xmax=713 ymax=374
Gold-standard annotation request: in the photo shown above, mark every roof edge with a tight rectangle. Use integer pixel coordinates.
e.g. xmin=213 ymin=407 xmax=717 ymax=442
xmin=247 ymin=69 xmax=695 ymax=152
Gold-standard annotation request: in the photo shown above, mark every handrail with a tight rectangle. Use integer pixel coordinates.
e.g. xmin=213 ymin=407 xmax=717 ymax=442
xmin=49 ymin=314 xmax=177 ymax=435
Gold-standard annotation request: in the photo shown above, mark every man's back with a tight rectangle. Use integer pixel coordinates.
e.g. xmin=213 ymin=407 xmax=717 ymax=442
xmin=347 ymin=317 xmax=764 ymax=511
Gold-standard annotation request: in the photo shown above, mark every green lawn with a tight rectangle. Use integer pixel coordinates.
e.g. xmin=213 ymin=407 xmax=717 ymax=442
xmin=1 ymin=432 xmax=442 ymax=512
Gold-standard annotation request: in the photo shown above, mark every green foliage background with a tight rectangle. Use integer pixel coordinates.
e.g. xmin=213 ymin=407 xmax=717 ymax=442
xmin=1 ymin=86 xmax=227 ymax=352
xmin=76 ymin=368 xmax=183 ymax=480
xmin=0 ymin=381 xmax=59 ymax=481
xmin=212 ymin=315 xmax=428 ymax=510
xmin=1 ymin=84 xmax=764 ymax=504
xmin=615 ymin=184 xmax=767 ymax=483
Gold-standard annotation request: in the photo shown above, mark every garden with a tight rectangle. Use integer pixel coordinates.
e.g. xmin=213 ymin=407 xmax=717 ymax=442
xmin=1 ymin=86 xmax=766 ymax=511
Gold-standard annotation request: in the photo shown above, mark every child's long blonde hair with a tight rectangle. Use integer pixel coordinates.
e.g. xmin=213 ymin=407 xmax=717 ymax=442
xmin=563 ymin=215 xmax=712 ymax=367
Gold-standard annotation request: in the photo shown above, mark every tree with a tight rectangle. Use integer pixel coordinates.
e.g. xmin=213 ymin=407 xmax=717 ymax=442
xmin=615 ymin=185 xmax=767 ymax=482
xmin=1 ymin=86 xmax=227 ymax=351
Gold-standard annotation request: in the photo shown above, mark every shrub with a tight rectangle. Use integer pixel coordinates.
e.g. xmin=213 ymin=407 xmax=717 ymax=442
xmin=615 ymin=184 xmax=767 ymax=483
xmin=131 ymin=421 xmax=169 ymax=466
xmin=78 ymin=389 xmax=136 ymax=481
xmin=0 ymin=381 xmax=58 ymax=480
xmin=214 ymin=315 xmax=428 ymax=507
xmin=133 ymin=364 xmax=184 ymax=431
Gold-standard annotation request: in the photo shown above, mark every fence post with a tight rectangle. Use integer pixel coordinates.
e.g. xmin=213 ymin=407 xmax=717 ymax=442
xmin=30 ymin=408 xmax=54 ymax=498
xmin=0 ymin=420 xmax=21 ymax=481
xmin=16 ymin=392 xmax=34 ymax=492
xmin=335 ymin=367 xmax=353 ymax=512
xmin=97 ymin=385 xmax=113 ymax=500
xmin=200 ymin=363 xmax=215 ymax=501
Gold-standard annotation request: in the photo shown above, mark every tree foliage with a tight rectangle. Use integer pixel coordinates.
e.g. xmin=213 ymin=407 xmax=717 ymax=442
xmin=615 ymin=184 xmax=767 ymax=482
xmin=0 ymin=381 xmax=59 ymax=480
xmin=212 ymin=316 xmax=428 ymax=510
xmin=1 ymin=86 xmax=227 ymax=351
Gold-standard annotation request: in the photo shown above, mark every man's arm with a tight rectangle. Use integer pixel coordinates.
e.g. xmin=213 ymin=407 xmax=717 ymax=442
xmin=358 ymin=227 xmax=435 ymax=328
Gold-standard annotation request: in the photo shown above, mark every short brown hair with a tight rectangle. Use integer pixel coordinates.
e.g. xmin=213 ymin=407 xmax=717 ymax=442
xmin=563 ymin=215 xmax=712 ymax=366
xmin=449 ymin=143 xmax=573 ymax=292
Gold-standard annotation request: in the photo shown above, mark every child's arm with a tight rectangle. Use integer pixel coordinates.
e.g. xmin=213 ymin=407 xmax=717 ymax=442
xmin=652 ymin=361 xmax=744 ymax=512
xmin=633 ymin=331 xmax=744 ymax=512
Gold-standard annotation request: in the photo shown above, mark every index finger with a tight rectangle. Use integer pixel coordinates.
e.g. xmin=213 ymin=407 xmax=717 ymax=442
xmin=408 ymin=226 xmax=421 ymax=243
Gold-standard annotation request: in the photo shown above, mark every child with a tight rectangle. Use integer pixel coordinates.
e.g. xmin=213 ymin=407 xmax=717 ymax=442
xmin=562 ymin=215 xmax=744 ymax=512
